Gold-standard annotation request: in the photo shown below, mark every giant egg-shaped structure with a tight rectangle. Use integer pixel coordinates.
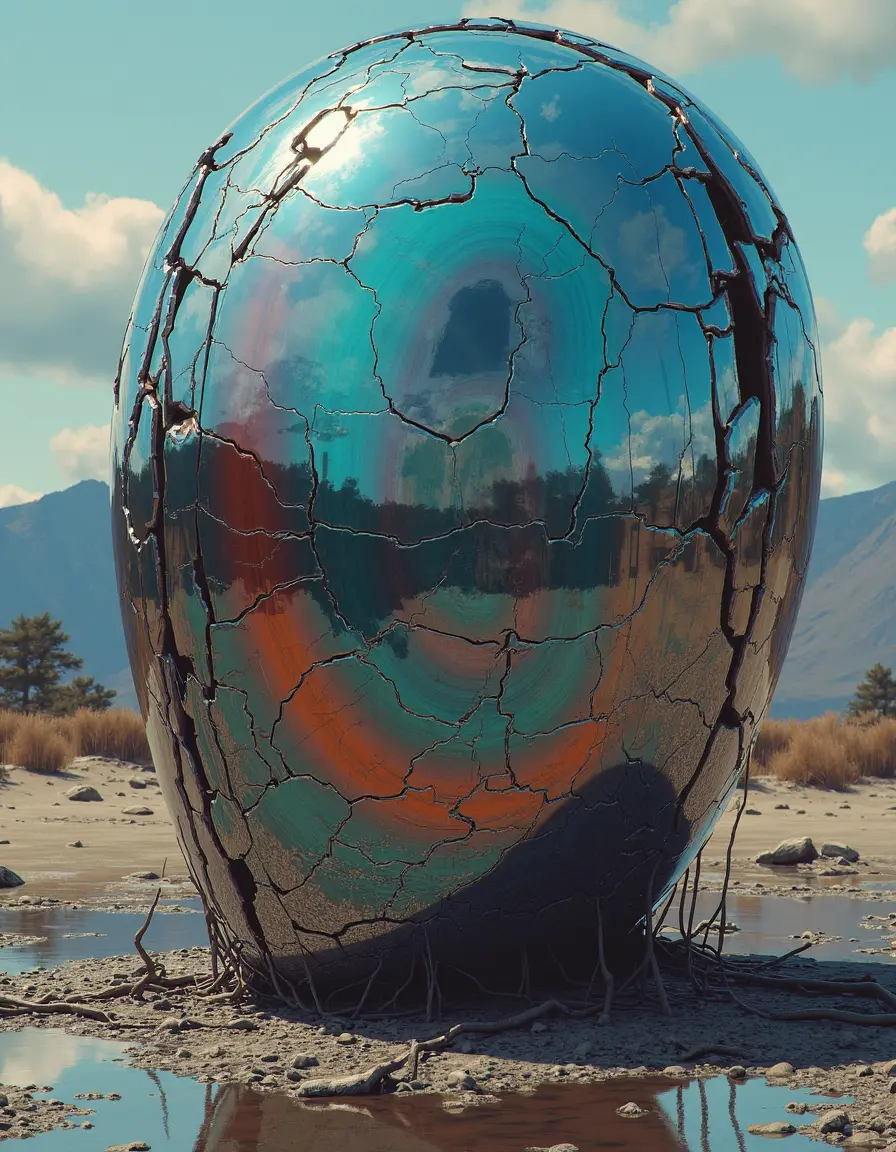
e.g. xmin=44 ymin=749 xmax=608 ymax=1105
xmin=111 ymin=19 xmax=822 ymax=993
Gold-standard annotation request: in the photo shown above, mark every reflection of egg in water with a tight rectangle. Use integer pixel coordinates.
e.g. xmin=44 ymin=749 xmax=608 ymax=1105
xmin=111 ymin=20 xmax=822 ymax=996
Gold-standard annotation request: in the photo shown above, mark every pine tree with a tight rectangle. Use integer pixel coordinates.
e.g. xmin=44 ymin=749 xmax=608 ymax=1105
xmin=0 ymin=613 xmax=83 ymax=713
xmin=49 ymin=675 xmax=117 ymax=716
xmin=847 ymin=663 xmax=896 ymax=720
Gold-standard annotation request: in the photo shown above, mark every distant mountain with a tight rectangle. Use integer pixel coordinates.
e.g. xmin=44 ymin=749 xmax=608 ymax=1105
xmin=0 ymin=480 xmax=136 ymax=711
xmin=771 ymin=500 xmax=896 ymax=719
xmin=0 ymin=477 xmax=892 ymax=721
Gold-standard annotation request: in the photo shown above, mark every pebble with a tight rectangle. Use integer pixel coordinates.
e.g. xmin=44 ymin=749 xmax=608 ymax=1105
xmin=121 ymin=807 xmax=153 ymax=817
xmin=67 ymin=841 xmax=84 ymax=848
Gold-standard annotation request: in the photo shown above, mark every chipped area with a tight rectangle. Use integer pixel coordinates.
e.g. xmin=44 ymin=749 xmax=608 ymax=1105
xmin=109 ymin=19 xmax=822 ymax=996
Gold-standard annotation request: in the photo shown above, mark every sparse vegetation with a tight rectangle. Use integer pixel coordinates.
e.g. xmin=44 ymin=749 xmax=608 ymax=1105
xmin=0 ymin=707 xmax=150 ymax=772
xmin=4 ymin=713 xmax=74 ymax=773
xmin=755 ymin=711 xmax=896 ymax=789
xmin=68 ymin=707 xmax=150 ymax=763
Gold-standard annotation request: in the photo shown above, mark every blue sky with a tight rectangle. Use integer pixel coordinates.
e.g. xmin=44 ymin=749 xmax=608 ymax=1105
xmin=1 ymin=0 xmax=894 ymax=504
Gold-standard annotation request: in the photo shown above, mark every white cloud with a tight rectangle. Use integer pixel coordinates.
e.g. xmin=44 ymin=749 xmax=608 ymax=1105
xmin=0 ymin=484 xmax=42 ymax=509
xmin=864 ymin=207 xmax=896 ymax=285
xmin=818 ymin=305 xmax=896 ymax=493
xmin=50 ymin=424 xmax=111 ymax=485
xmin=0 ymin=160 xmax=164 ymax=382
xmin=468 ymin=0 xmax=896 ymax=82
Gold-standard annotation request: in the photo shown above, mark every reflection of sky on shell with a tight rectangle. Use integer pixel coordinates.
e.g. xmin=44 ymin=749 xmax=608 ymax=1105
xmin=112 ymin=22 xmax=822 ymax=960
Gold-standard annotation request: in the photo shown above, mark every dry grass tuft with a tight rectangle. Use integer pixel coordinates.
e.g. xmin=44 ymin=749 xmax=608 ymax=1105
xmin=68 ymin=708 xmax=150 ymax=763
xmin=0 ymin=710 xmax=23 ymax=766
xmin=5 ymin=713 xmax=74 ymax=774
xmin=758 ymin=711 xmax=896 ymax=789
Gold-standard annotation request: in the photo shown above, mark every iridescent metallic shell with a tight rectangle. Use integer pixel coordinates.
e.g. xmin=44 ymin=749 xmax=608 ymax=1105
xmin=111 ymin=19 xmax=822 ymax=991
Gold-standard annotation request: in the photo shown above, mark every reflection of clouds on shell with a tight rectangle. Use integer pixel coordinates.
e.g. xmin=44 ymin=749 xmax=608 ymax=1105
xmin=112 ymin=20 xmax=822 ymax=996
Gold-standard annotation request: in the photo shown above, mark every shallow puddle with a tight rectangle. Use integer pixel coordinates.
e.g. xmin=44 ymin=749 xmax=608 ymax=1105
xmin=675 ymin=892 xmax=896 ymax=963
xmin=0 ymin=1030 xmax=842 ymax=1151
xmin=0 ymin=901 xmax=207 ymax=974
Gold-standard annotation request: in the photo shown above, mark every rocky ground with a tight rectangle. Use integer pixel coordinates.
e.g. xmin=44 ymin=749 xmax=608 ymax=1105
xmin=2 ymin=944 xmax=896 ymax=1144
xmin=3 ymin=760 xmax=896 ymax=1146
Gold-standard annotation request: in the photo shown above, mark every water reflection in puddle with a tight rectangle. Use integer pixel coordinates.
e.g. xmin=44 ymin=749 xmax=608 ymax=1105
xmin=0 ymin=1030 xmax=841 ymax=1152
xmin=672 ymin=892 xmax=896 ymax=963
xmin=0 ymin=901 xmax=208 ymax=973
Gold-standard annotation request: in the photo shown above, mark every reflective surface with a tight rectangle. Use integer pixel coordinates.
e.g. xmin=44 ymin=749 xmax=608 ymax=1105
xmin=0 ymin=1029 xmax=832 ymax=1152
xmin=111 ymin=19 xmax=823 ymax=991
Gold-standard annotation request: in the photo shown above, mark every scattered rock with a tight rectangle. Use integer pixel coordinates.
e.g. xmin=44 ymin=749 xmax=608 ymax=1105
xmin=767 ymin=1062 xmax=794 ymax=1077
xmin=225 ymin=1018 xmax=257 ymax=1031
xmin=844 ymin=1134 xmax=886 ymax=1147
xmin=822 ymin=843 xmax=860 ymax=863
xmin=756 ymin=837 xmax=818 ymax=866
xmin=786 ymin=1102 xmax=808 ymax=1114
xmin=662 ymin=1066 xmax=687 ymax=1076
xmin=127 ymin=872 xmax=159 ymax=881
xmin=857 ymin=1065 xmax=875 ymax=1077
xmin=745 ymin=808 xmax=762 ymax=815
xmin=121 ymin=806 xmax=153 ymax=817
xmin=616 ymin=1102 xmax=648 ymax=1117
xmin=0 ymin=867 xmax=24 ymax=888
xmin=747 ymin=1121 xmax=796 ymax=1136
xmin=67 ymin=841 xmax=84 ymax=848
xmin=105 ymin=1144 xmax=151 ymax=1152
xmin=291 ymin=1053 xmax=319 ymax=1069
xmin=775 ymin=803 xmax=790 ymax=810
xmin=65 ymin=785 xmax=103 ymax=802
xmin=728 ymin=1066 xmax=746 ymax=1079
xmin=128 ymin=778 xmax=147 ymax=789
xmin=335 ymin=1032 xmax=355 ymax=1045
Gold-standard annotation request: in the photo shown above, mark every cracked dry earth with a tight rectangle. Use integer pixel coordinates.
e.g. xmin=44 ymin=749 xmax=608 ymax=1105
xmin=110 ymin=16 xmax=823 ymax=998
xmin=7 ymin=948 xmax=896 ymax=1146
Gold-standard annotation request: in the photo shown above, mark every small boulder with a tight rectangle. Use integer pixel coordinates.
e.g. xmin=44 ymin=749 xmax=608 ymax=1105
xmin=0 ymin=867 xmax=24 ymax=888
xmin=727 ymin=1066 xmax=746 ymax=1080
xmin=822 ymin=843 xmax=860 ymax=863
xmin=66 ymin=785 xmax=102 ymax=802
xmin=121 ymin=806 xmax=154 ymax=817
xmin=747 ymin=1121 xmax=796 ymax=1136
xmin=818 ymin=1109 xmax=850 ymax=1133
xmin=756 ymin=837 xmax=818 ymax=866
xmin=616 ymin=1102 xmax=648 ymax=1117
xmin=766 ymin=1062 xmax=794 ymax=1077
xmin=128 ymin=778 xmax=147 ymax=789
xmin=446 ymin=1070 xmax=478 ymax=1091
xmin=291 ymin=1053 xmax=319 ymax=1070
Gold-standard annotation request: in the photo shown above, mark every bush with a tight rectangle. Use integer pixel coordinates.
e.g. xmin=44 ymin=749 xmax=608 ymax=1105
xmin=5 ymin=713 xmax=74 ymax=773
xmin=68 ymin=708 xmax=150 ymax=763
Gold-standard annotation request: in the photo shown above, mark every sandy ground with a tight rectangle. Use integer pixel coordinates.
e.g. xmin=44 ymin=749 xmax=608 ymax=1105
xmin=0 ymin=756 xmax=188 ymax=902
xmin=0 ymin=756 xmax=894 ymax=904
xmin=707 ymin=775 xmax=896 ymax=881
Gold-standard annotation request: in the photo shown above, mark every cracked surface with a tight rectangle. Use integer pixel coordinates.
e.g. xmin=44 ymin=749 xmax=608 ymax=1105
xmin=110 ymin=18 xmax=823 ymax=994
